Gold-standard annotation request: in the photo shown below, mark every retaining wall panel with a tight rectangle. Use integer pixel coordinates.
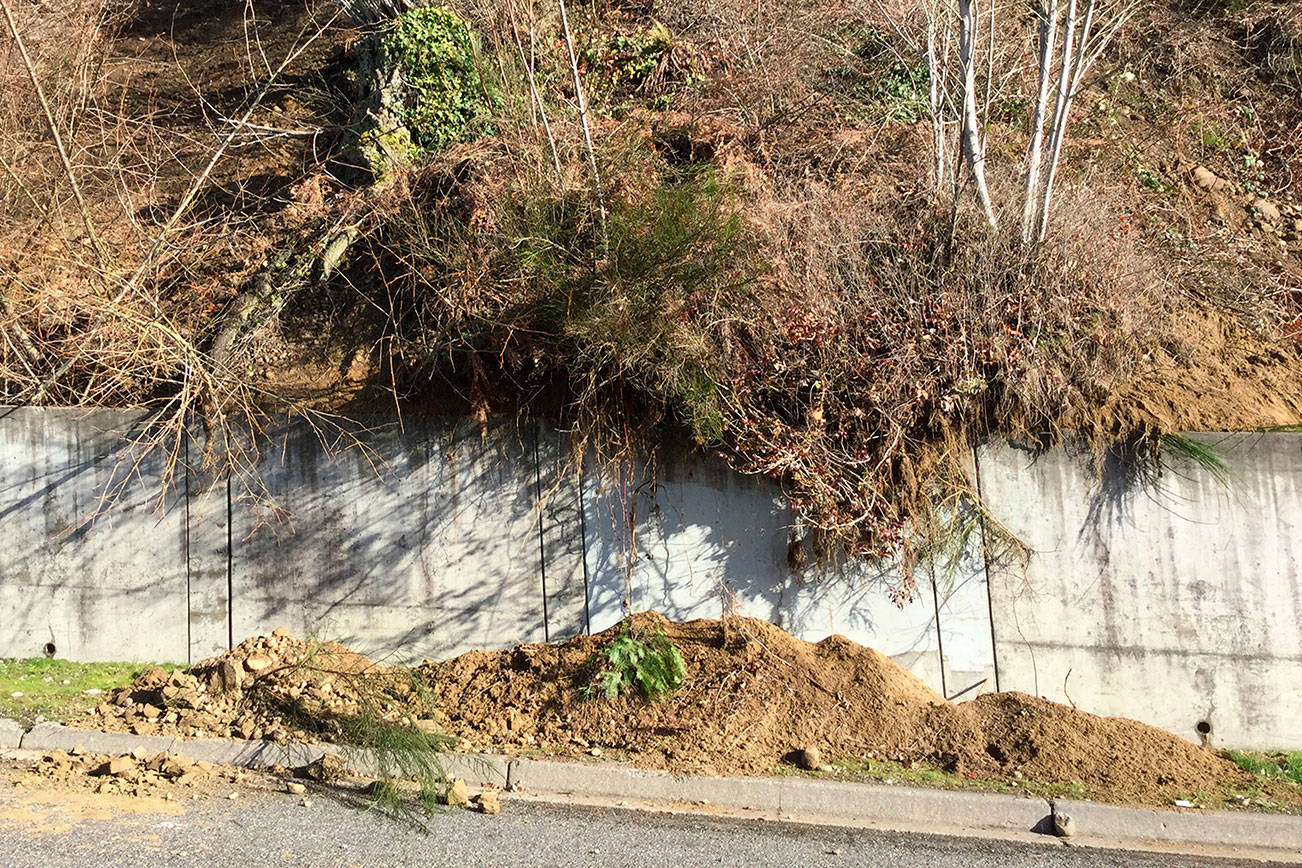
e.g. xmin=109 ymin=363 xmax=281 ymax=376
xmin=0 ymin=408 xmax=188 ymax=663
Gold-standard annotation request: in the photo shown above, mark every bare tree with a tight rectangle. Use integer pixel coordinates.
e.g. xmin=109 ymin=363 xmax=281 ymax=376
xmin=877 ymin=0 xmax=1139 ymax=240
xmin=1027 ymin=0 xmax=1140 ymax=242
xmin=957 ymin=0 xmax=997 ymax=229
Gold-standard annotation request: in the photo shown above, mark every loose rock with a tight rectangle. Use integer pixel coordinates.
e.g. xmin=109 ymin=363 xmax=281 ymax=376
xmin=1192 ymin=166 xmax=1228 ymax=192
xmin=244 ymin=653 xmax=275 ymax=673
xmin=444 ymin=777 xmax=470 ymax=807
xmin=1252 ymin=198 xmax=1282 ymax=225
xmin=300 ymin=754 xmax=348 ymax=783
xmin=793 ymin=747 xmax=822 ymax=770
xmin=472 ymin=790 xmax=501 ymax=814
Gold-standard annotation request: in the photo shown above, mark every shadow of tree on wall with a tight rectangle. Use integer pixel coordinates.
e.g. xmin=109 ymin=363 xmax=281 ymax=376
xmin=0 ymin=406 xmax=188 ymax=662
xmin=229 ymin=414 xmax=549 ymax=665
xmin=581 ymin=443 xmax=946 ymax=662
xmin=3 ymin=405 xmax=955 ymax=672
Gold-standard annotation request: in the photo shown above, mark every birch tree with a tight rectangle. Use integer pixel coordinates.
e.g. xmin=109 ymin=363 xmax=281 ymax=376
xmin=878 ymin=0 xmax=1140 ymax=242
xmin=1022 ymin=0 xmax=1140 ymax=242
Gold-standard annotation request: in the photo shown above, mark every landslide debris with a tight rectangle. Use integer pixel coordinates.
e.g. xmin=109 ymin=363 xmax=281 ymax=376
xmin=14 ymin=746 xmax=250 ymax=800
xmin=421 ymin=612 xmax=1239 ymax=805
xmin=80 ymin=630 xmax=437 ymax=745
xmin=78 ymin=613 xmax=1269 ymax=807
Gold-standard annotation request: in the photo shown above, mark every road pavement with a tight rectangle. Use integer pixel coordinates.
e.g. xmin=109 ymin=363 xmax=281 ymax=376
xmin=0 ymin=780 xmax=1286 ymax=868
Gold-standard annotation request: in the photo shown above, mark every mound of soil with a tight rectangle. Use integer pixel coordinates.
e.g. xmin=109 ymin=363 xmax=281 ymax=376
xmin=421 ymin=612 xmax=1241 ymax=804
xmin=79 ymin=631 xmax=428 ymax=744
xmin=79 ymin=613 xmax=1253 ymax=806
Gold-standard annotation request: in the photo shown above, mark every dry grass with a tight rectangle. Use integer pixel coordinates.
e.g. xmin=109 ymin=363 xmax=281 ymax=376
xmin=0 ymin=0 xmax=1298 ymax=584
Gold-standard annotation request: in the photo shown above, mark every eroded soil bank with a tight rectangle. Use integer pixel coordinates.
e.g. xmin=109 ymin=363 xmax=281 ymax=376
xmin=75 ymin=612 xmax=1300 ymax=810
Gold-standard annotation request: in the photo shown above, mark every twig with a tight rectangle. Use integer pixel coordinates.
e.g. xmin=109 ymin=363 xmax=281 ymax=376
xmin=0 ymin=0 xmax=106 ymax=263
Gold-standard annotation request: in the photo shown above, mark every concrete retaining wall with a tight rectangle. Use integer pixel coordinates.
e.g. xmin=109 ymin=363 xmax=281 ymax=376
xmin=977 ymin=433 xmax=1302 ymax=750
xmin=1 ymin=408 xmax=1298 ymax=749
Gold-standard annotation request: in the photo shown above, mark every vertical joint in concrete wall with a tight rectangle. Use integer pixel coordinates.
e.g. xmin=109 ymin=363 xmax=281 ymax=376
xmin=533 ymin=419 xmax=550 ymax=642
xmin=930 ymin=561 xmax=948 ymax=699
xmin=226 ymin=471 xmax=234 ymax=651
xmin=578 ymin=459 xmax=592 ymax=634
xmin=184 ymin=432 xmax=193 ymax=664
xmin=971 ymin=445 xmax=1002 ymax=693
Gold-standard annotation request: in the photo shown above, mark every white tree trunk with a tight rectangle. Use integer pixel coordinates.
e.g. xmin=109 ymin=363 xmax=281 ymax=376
xmin=1021 ymin=1 xmax=1059 ymax=242
xmin=958 ymin=0 xmax=997 ymax=230
xmin=926 ymin=18 xmax=946 ymax=194
xmin=1035 ymin=0 xmax=1079 ymax=242
xmin=557 ymin=0 xmax=607 ymax=242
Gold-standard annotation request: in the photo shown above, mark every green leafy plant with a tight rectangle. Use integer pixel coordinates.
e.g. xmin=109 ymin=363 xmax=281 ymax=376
xmin=590 ymin=622 xmax=687 ymax=701
xmin=385 ymin=6 xmax=495 ymax=153
xmin=579 ymin=21 xmax=688 ymax=109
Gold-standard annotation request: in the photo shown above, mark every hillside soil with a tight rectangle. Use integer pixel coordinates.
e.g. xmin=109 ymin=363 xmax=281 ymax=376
xmin=69 ymin=613 xmax=1302 ymax=812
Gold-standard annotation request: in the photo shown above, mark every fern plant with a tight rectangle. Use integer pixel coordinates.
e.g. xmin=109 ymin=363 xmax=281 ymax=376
xmin=592 ymin=623 xmax=686 ymax=701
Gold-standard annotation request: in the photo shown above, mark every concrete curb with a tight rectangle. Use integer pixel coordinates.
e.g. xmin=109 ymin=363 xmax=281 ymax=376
xmin=508 ymin=758 xmax=787 ymax=817
xmin=7 ymin=723 xmax=1301 ymax=856
xmin=507 ymin=758 xmax=1051 ymax=835
xmin=0 ymin=718 xmax=23 ymax=749
xmin=1051 ymin=797 xmax=1302 ymax=853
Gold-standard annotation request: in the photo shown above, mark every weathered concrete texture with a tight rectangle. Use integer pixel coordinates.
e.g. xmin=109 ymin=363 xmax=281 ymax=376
xmin=509 ymin=757 xmax=785 ymax=810
xmin=1052 ymin=798 xmax=1302 ymax=852
xmin=581 ymin=449 xmax=997 ymax=697
xmin=777 ymin=778 xmax=1050 ymax=833
xmin=508 ymin=758 xmax=1050 ymax=835
xmin=0 ymin=718 xmax=25 ymax=749
xmin=185 ymin=428 xmax=230 ymax=662
xmin=21 ymin=722 xmax=326 ymax=768
xmin=0 ymin=408 xmax=189 ymax=663
xmin=535 ymin=425 xmax=588 ymax=641
xmin=230 ymin=417 xmax=549 ymax=664
xmin=978 ymin=434 xmax=1302 ymax=750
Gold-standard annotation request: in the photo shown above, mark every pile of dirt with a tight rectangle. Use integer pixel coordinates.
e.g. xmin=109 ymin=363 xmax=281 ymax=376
xmin=16 ymin=747 xmax=237 ymax=800
xmin=79 ymin=614 xmax=1252 ymax=806
xmin=78 ymin=630 xmax=432 ymax=744
xmin=420 ymin=613 xmax=1242 ymax=804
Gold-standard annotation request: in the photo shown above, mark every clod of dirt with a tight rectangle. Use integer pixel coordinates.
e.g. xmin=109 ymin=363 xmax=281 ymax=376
xmin=444 ymin=778 xmax=469 ymax=807
xmin=76 ymin=630 xmax=419 ymax=746
xmin=791 ymin=747 xmax=822 ymax=770
xmin=299 ymin=754 xmax=349 ymax=783
xmin=31 ymin=748 xmax=211 ymax=800
xmin=472 ymin=790 xmax=500 ymax=814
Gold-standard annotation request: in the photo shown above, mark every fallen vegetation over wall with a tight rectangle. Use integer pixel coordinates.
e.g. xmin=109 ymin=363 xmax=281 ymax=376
xmin=1 ymin=0 xmax=1300 ymax=582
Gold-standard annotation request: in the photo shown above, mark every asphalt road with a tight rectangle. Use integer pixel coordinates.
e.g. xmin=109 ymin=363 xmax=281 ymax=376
xmin=0 ymin=785 xmax=1285 ymax=868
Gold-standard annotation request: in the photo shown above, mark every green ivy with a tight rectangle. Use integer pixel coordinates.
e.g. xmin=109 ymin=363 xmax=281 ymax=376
xmin=826 ymin=28 xmax=930 ymax=124
xmin=579 ymin=21 xmax=687 ymax=109
xmin=385 ymin=6 xmax=494 ymax=153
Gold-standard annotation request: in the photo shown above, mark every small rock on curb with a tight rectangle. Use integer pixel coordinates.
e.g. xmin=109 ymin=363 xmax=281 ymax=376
xmin=472 ymin=790 xmax=501 ymax=815
xmin=1053 ymin=810 xmax=1075 ymax=838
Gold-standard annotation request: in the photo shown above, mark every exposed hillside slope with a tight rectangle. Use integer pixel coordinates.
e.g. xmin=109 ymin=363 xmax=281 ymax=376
xmin=1 ymin=0 xmax=1299 ymax=571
